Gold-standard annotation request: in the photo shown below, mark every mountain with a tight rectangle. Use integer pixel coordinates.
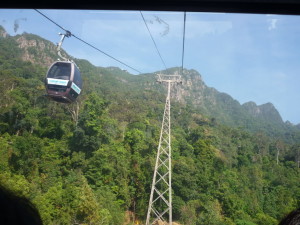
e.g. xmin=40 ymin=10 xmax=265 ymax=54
xmin=150 ymin=67 xmax=296 ymax=139
xmin=242 ymin=101 xmax=283 ymax=123
xmin=2 ymin=24 xmax=298 ymax=140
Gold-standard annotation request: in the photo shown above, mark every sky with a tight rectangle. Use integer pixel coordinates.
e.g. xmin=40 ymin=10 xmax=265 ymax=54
xmin=0 ymin=9 xmax=300 ymax=124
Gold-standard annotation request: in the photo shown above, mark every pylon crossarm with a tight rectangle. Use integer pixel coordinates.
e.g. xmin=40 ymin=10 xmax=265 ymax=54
xmin=153 ymin=193 xmax=170 ymax=208
xmin=153 ymin=190 xmax=170 ymax=206
xmin=158 ymin=208 xmax=171 ymax=220
xmin=157 ymin=161 xmax=168 ymax=171
xmin=161 ymin=137 xmax=169 ymax=144
xmin=158 ymin=157 xmax=169 ymax=168
xmin=153 ymin=187 xmax=168 ymax=201
xmin=159 ymin=149 xmax=167 ymax=156
xmin=160 ymin=143 xmax=168 ymax=149
xmin=163 ymin=122 xmax=169 ymax=128
xmin=151 ymin=207 xmax=169 ymax=222
xmin=153 ymin=193 xmax=169 ymax=206
xmin=155 ymin=172 xmax=169 ymax=186
xmin=159 ymin=150 xmax=169 ymax=156
xmin=152 ymin=205 xmax=168 ymax=219
xmin=159 ymin=148 xmax=169 ymax=160
xmin=151 ymin=208 xmax=164 ymax=222
xmin=152 ymin=214 xmax=165 ymax=225
xmin=157 ymin=74 xmax=181 ymax=83
xmin=158 ymin=152 xmax=169 ymax=159
xmin=164 ymin=115 xmax=170 ymax=121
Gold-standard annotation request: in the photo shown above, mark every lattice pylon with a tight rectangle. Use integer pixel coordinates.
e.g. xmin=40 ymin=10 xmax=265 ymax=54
xmin=146 ymin=75 xmax=181 ymax=225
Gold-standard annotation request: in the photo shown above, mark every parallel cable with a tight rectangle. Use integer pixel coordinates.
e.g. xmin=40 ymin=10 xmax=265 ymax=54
xmin=181 ymin=12 xmax=186 ymax=76
xmin=34 ymin=9 xmax=142 ymax=74
xmin=140 ymin=11 xmax=168 ymax=71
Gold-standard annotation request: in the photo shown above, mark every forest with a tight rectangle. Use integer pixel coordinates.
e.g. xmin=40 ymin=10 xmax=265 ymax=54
xmin=0 ymin=26 xmax=300 ymax=225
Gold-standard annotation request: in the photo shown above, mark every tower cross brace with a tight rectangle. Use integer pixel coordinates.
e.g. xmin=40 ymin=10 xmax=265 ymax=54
xmin=146 ymin=74 xmax=181 ymax=225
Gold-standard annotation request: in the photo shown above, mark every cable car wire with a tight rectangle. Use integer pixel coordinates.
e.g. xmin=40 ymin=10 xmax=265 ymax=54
xmin=181 ymin=12 xmax=186 ymax=76
xmin=34 ymin=9 xmax=142 ymax=74
xmin=34 ymin=9 xmax=67 ymax=32
xmin=140 ymin=11 xmax=168 ymax=71
xmin=71 ymin=34 xmax=142 ymax=74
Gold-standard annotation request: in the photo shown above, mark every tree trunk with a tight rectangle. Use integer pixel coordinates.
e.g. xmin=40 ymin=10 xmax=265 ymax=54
xmin=66 ymin=101 xmax=80 ymax=126
xmin=276 ymin=147 xmax=280 ymax=165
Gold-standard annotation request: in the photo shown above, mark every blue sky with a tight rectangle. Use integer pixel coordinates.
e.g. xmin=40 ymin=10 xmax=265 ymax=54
xmin=0 ymin=9 xmax=299 ymax=124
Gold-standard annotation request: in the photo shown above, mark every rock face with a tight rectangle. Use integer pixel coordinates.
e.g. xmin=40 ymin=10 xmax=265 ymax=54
xmin=242 ymin=101 xmax=283 ymax=123
xmin=15 ymin=33 xmax=64 ymax=67
xmin=0 ymin=26 xmax=8 ymax=38
xmin=171 ymin=68 xmax=206 ymax=104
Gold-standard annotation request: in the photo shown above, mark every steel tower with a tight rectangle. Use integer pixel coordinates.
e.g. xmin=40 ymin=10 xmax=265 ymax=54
xmin=146 ymin=74 xmax=182 ymax=225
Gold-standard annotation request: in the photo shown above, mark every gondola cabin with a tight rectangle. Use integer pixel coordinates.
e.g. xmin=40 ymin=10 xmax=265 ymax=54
xmin=45 ymin=61 xmax=82 ymax=103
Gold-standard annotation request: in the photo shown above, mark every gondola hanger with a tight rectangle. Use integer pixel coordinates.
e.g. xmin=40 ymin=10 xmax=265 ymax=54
xmin=57 ymin=31 xmax=72 ymax=61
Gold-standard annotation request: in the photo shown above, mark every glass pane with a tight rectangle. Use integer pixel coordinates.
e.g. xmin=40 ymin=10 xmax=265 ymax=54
xmin=48 ymin=62 xmax=71 ymax=80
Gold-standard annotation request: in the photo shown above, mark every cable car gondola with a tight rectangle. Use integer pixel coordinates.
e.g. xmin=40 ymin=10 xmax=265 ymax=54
xmin=45 ymin=61 xmax=82 ymax=103
xmin=45 ymin=31 xmax=83 ymax=103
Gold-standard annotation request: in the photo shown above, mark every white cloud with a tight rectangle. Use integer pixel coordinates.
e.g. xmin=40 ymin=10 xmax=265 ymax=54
xmin=185 ymin=20 xmax=233 ymax=38
xmin=268 ymin=18 xmax=278 ymax=30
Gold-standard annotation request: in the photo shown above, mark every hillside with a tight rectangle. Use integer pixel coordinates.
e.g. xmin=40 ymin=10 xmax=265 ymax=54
xmin=0 ymin=26 xmax=300 ymax=225
xmin=2 ymin=25 xmax=299 ymax=139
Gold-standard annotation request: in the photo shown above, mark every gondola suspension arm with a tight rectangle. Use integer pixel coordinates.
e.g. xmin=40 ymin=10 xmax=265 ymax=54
xmin=57 ymin=31 xmax=71 ymax=61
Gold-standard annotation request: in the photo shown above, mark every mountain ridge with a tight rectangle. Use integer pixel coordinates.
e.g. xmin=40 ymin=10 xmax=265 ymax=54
xmin=1 ymin=25 xmax=299 ymax=138
xmin=151 ymin=67 xmax=296 ymax=136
